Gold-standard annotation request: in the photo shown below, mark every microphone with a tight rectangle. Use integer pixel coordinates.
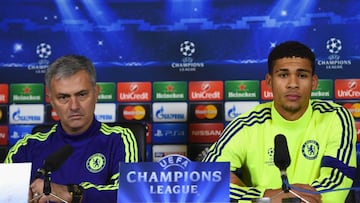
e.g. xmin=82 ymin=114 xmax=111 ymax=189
xmin=32 ymin=144 xmax=73 ymax=199
xmin=40 ymin=144 xmax=73 ymax=173
xmin=274 ymin=134 xmax=291 ymax=192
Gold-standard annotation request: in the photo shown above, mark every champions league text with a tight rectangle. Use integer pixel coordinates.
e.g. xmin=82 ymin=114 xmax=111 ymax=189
xmin=118 ymin=154 xmax=229 ymax=201
xmin=126 ymin=170 xmax=222 ymax=194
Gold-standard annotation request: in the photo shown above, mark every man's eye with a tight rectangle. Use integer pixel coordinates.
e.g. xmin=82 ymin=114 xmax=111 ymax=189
xmin=57 ymin=95 xmax=69 ymax=103
xmin=299 ymin=74 xmax=308 ymax=78
xmin=279 ymin=73 xmax=287 ymax=78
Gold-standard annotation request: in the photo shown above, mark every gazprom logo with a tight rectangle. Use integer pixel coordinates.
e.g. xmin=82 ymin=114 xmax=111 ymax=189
xmin=152 ymin=102 xmax=187 ymax=122
xmin=224 ymin=102 xmax=259 ymax=121
xmin=9 ymin=104 xmax=44 ymax=124
xmin=95 ymin=103 xmax=116 ymax=122
xmin=226 ymin=105 xmax=240 ymax=120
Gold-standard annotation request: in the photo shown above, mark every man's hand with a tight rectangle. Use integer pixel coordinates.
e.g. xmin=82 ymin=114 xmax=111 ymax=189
xmin=264 ymin=183 xmax=322 ymax=203
xmin=29 ymin=178 xmax=72 ymax=203
xmin=230 ymin=172 xmax=246 ymax=186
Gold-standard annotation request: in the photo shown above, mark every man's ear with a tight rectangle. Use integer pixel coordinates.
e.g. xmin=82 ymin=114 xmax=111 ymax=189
xmin=311 ymin=74 xmax=319 ymax=90
xmin=265 ymin=73 xmax=272 ymax=89
xmin=96 ymin=84 xmax=100 ymax=94
xmin=47 ymin=92 xmax=53 ymax=106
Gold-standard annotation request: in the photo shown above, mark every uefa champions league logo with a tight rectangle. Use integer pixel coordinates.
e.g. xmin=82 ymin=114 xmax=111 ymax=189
xmin=119 ymin=153 xmax=229 ymax=202
xmin=180 ymin=40 xmax=196 ymax=63
xmin=317 ymin=37 xmax=351 ymax=70
xmin=158 ymin=154 xmax=190 ymax=169
xmin=326 ymin=38 xmax=342 ymax=55
xmin=171 ymin=40 xmax=204 ymax=72
xmin=27 ymin=42 xmax=52 ymax=73
xmin=36 ymin=43 xmax=52 ymax=59
xmin=180 ymin=41 xmax=196 ymax=57
xmin=35 ymin=42 xmax=52 ymax=67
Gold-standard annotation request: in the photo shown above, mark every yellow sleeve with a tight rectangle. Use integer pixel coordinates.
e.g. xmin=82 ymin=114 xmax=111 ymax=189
xmin=312 ymin=107 xmax=357 ymax=203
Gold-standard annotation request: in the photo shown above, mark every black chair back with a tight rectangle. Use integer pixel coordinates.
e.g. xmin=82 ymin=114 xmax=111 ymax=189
xmin=107 ymin=122 xmax=147 ymax=162
xmin=0 ymin=146 xmax=8 ymax=162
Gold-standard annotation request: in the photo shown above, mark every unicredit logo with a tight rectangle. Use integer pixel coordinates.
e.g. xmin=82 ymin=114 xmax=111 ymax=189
xmin=337 ymin=90 xmax=360 ymax=97
xmin=129 ymin=84 xmax=139 ymax=92
xmin=119 ymin=92 xmax=149 ymax=100
xmin=191 ymin=91 xmax=221 ymax=99
xmin=348 ymin=80 xmax=357 ymax=89
xmin=201 ymin=83 xmax=210 ymax=91
xmin=117 ymin=82 xmax=151 ymax=102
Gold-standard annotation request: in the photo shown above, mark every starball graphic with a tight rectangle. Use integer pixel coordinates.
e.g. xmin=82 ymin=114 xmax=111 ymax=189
xmin=171 ymin=40 xmax=204 ymax=72
xmin=36 ymin=43 xmax=52 ymax=59
xmin=27 ymin=42 xmax=53 ymax=74
xmin=317 ymin=37 xmax=351 ymax=70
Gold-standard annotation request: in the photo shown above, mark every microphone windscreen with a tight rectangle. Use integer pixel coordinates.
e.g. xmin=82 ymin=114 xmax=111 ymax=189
xmin=274 ymin=134 xmax=291 ymax=171
xmin=43 ymin=144 xmax=73 ymax=172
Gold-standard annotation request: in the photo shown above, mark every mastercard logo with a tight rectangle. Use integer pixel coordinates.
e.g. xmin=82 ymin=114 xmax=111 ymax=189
xmin=342 ymin=103 xmax=360 ymax=118
xmin=123 ymin=105 xmax=146 ymax=120
xmin=194 ymin=105 xmax=218 ymax=119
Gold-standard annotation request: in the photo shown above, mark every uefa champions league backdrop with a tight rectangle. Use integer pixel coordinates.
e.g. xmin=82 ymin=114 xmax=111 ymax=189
xmin=0 ymin=0 xmax=359 ymax=81
xmin=0 ymin=0 xmax=360 ymax=162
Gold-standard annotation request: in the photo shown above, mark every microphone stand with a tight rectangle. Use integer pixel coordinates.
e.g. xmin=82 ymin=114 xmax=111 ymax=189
xmin=281 ymin=171 xmax=290 ymax=193
xmin=271 ymin=171 xmax=309 ymax=203
xmin=29 ymin=168 xmax=69 ymax=203
xmin=273 ymin=135 xmax=310 ymax=203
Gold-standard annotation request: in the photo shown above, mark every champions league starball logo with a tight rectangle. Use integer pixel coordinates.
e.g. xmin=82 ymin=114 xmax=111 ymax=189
xmin=27 ymin=42 xmax=52 ymax=74
xmin=326 ymin=38 xmax=342 ymax=54
xmin=317 ymin=37 xmax=351 ymax=70
xmin=180 ymin=41 xmax=196 ymax=57
xmin=36 ymin=43 xmax=52 ymax=59
xmin=171 ymin=40 xmax=204 ymax=72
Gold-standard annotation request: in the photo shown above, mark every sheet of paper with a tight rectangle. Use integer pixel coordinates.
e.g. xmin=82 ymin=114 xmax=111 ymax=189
xmin=0 ymin=162 xmax=32 ymax=203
